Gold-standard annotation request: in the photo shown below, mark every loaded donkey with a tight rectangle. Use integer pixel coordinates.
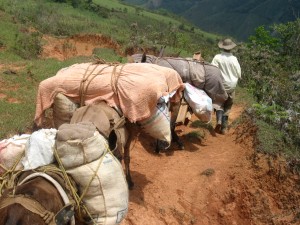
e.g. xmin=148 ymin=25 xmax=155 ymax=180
xmin=130 ymin=53 xmax=229 ymax=135
xmin=33 ymin=61 xmax=185 ymax=189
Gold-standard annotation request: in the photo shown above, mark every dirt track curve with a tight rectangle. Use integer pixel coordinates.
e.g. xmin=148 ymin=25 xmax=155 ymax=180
xmin=121 ymin=105 xmax=300 ymax=225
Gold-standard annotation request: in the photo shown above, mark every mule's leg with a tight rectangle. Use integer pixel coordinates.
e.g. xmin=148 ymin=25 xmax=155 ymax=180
xmin=155 ymin=139 xmax=170 ymax=153
xmin=170 ymin=101 xmax=185 ymax=150
xmin=124 ymin=123 xmax=136 ymax=190
xmin=171 ymin=122 xmax=184 ymax=150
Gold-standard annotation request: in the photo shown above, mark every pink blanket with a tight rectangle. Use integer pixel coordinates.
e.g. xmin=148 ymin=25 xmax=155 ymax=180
xmin=34 ymin=62 xmax=184 ymax=126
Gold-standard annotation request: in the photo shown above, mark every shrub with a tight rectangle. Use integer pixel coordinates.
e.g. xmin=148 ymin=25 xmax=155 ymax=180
xmin=11 ymin=31 xmax=42 ymax=59
xmin=237 ymin=19 xmax=300 ymax=150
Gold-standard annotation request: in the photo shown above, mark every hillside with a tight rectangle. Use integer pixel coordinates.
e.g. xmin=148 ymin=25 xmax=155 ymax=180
xmin=123 ymin=0 xmax=300 ymax=40
xmin=1 ymin=1 xmax=300 ymax=225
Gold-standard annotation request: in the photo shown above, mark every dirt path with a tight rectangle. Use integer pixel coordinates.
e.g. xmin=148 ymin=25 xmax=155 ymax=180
xmin=121 ymin=105 xmax=300 ymax=225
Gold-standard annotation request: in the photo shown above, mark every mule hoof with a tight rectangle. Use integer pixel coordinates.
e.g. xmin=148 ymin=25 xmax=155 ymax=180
xmin=177 ymin=141 xmax=184 ymax=150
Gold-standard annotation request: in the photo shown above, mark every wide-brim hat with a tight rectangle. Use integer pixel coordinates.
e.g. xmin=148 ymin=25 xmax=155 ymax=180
xmin=218 ymin=38 xmax=237 ymax=50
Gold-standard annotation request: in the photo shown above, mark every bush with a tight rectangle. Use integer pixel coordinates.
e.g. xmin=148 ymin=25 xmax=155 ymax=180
xmin=11 ymin=31 xmax=42 ymax=59
xmin=236 ymin=19 xmax=300 ymax=149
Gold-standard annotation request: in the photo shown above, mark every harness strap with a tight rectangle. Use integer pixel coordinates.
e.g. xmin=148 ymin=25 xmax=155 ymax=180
xmin=0 ymin=195 xmax=55 ymax=225
xmin=18 ymin=172 xmax=76 ymax=225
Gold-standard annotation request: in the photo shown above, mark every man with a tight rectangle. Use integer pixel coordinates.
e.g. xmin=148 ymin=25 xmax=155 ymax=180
xmin=211 ymin=38 xmax=241 ymax=134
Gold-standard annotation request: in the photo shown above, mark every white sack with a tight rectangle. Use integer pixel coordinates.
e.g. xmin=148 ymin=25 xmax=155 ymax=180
xmin=22 ymin=129 xmax=57 ymax=170
xmin=55 ymin=131 xmax=108 ymax=169
xmin=67 ymin=153 xmax=129 ymax=225
xmin=138 ymin=100 xmax=171 ymax=144
xmin=184 ymin=83 xmax=213 ymax=123
xmin=0 ymin=134 xmax=30 ymax=174
xmin=53 ymin=93 xmax=79 ymax=129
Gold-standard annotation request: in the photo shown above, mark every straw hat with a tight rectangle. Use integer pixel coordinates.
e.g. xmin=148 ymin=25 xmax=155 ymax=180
xmin=218 ymin=38 xmax=237 ymax=50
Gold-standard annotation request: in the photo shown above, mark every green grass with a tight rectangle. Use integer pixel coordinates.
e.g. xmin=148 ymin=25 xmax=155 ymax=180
xmin=0 ymin=56 xmax=94 ymax=139
xmin=0 ymin=101 xmax=35 ymax=138
xmin=255 ymin=119 xmax=300 ymax=159
xmin=185 ymin=130 xmax=205 ymax=141
xmin=234 ymin=86 xmax=255 ymax=107
xmin=92 ymin=48 xmax=125 ymax=63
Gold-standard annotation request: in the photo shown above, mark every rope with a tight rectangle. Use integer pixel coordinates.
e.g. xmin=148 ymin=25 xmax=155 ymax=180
xmin=53 ymin=148 xmax=81 ymax=208
xmin=53 ymin=143 xmax=112 ymax=224
xmin=0 ymin=151 xmax=24 ymax=196
xmin=79 ymin=62 xmax=122 ymax=107
xmin=111 ymin=64 xmax=126 ymax=96
xmin=79 ymin=64 xmax=100 ymax=107
xmin=0 ymin=195 xmax=55 ymax=225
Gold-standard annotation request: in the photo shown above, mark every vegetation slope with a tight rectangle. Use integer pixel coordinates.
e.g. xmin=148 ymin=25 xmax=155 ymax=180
xmin=123 ymin=0 xmax=300 ymax=41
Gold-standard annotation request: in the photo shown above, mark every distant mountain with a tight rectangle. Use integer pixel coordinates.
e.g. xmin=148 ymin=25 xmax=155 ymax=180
xmin=123 ymin=0 xmax=300 ymax=41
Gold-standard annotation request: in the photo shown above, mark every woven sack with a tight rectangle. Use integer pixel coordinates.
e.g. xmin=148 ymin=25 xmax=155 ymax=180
xmin=55 ymin=122 xmax=108 ymax=169
xmin=67 ymin=152 xmax=129 ymax=225
xmin=53 ymin=93 xmax=79 ymax=129
xmin=184 ymin=83 xmax=212 ymax=123
xmin=138 ymin=102 xmax=171 ymax=144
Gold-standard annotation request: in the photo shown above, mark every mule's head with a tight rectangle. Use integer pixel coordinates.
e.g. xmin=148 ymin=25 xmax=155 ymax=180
xmin=127 ymin=53 xmax=157 ymax=63
xmin=0 ymin=176 xmax=75 ymax=225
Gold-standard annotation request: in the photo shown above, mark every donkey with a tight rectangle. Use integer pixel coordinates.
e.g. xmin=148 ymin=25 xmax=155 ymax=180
xmin=130 ymin=53 xmax=228 ymax=113
xmin=33 ymin=62 xmax=185 ymax=190
xmin=69 ymin=99 xmax=184 ymax=190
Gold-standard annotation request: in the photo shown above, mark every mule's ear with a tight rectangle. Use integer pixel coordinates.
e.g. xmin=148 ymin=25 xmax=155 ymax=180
xmin=127 ymin=55 xmax=134 ymax=63
xmin=141 ymin=52 xmax=147 ymax=63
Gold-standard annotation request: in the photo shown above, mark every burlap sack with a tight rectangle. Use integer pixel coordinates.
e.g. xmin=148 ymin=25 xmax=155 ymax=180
xmin=53 ymin=93 xmax=79 ymax=129
xmin=67 ymin=152 xmax=129 ymax=225
xmin=70 ymin=102 xmax=128 ymax=159
xmin=55 ymin=122 xmax=108 ymax=169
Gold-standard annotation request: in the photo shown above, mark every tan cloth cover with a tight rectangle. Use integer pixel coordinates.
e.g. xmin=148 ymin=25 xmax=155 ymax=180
xmin=34 ymin=63 xmax=184 ymax=126
xmin=70 ymin=103 xmax=116 ymax=138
